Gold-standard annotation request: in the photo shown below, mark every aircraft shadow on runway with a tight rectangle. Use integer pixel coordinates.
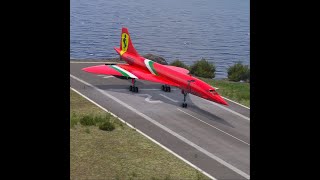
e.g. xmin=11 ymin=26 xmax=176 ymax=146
xmin=94 ymin=80 xmax=234 ymax=128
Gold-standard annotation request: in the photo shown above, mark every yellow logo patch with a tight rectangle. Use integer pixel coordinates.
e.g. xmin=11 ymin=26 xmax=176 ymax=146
xmin=121 ymin=33 xmax=129 ymax=54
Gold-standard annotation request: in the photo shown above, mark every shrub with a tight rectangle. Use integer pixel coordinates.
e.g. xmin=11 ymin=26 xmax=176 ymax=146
xmin=80 ymin=115 xmax=95 ymax=126
xmin=112 ymin=117 xmax=124 ymax=129
xmin=70 ymin=112 xmax=80 ymax=128
xmin=79 ymin=114 xmax=112 ymax=126
xmin=244 ymin=68 xmax=250 ymax=82
xmin=170 ymin=60 xmax=189 ymax=70
xmin=94 ymin=114 xmax=110 ymax=125
xmin=99 ymin=121 xmax=115 ymax=131
xmin=190 ymin=58 xmax=215 ymax=78
xmin=227 ymin=62 xmax=250 ymax=82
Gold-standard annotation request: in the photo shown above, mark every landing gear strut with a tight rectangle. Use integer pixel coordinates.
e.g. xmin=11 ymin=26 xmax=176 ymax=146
xmin=161 ymin=85 xmax=171 ymax=92
xmin=181 ymin=80 xmax=195 ymax=108
xmin=129 ymin=79 xmax=139 ymax=93
xmin=182 ymin=91 xmax=188 ymax=108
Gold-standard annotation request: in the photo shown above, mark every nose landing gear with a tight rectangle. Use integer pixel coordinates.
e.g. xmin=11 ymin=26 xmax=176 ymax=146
xmin=181 ymin=90 xmax=188 ymax=108
xmin=181 ymin=80 xmax=195 ymax=108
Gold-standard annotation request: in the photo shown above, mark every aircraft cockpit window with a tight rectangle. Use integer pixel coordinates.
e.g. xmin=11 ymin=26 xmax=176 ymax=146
xmin=209 ymin=89 xmax=218 ymax=95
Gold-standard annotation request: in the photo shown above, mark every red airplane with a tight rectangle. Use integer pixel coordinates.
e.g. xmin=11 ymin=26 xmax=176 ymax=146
xmin=82 ymin=27 xmax=228 ymax=107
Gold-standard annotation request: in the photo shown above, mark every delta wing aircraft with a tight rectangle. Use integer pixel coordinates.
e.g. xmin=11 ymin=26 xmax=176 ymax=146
xmin=83 ymin=27 xmax=228 ymax=107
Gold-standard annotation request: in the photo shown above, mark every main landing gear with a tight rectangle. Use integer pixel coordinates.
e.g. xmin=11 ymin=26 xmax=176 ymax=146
xmin=161 ymin=85 xmax=171 ymax=92
xmin=129 ymin=79 xmax=139 ymax=93
xmin=182 ymin=90 xmax=188 ymax=108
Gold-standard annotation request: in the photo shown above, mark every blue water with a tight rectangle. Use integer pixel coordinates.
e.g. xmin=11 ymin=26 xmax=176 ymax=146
xmin=71 ymin=0 xmax=249 ymax=78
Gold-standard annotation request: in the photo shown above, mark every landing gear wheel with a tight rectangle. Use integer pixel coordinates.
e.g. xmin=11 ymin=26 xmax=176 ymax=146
xmin=182 ymin=103 xmax=187 ymax=108
xmin=130 ymin=79 xmax=139 ymax=93
xmin=162 ymin=85 xmax=171 ymax=92
xmin=182 ymin=91 xmax=188 ymax=108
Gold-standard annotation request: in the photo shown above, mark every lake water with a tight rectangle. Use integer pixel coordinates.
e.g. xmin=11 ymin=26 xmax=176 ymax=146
xmin=71 ymin=0 xmax=250 ymax=78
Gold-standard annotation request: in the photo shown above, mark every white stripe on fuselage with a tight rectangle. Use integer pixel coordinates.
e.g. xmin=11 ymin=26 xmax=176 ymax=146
xmin=111 ymin=65 xmax=138 ymax=79
xmin=144 ymin=59 xmax=156 ymax=75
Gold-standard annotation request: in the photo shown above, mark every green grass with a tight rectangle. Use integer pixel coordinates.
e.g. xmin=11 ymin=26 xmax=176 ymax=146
xmin=199 ymin=78 xmax=250 ymax=107
xmin=70 ymin=90 xmax=210 ymax=180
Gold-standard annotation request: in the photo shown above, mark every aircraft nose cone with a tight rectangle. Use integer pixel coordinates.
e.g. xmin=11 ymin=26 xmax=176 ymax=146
xmin=82 ymin=67 xmax=90 ymax=71
xmin=82 ymin=67 xmax=93 ymax=73
xmin=219 ymin=98 xmax=229 ymax=106
xmin=215 ymin=95 xmax=229 ymax=106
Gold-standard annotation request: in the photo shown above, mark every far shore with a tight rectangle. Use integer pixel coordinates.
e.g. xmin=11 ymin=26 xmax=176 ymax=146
xmin=70 ymin=58 xmax=230 ymax=81
xmin=70 ymin=57 xmax=124 ymax=62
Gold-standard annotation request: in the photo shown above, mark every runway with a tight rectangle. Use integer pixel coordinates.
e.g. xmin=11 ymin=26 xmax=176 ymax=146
xmin=70 ymin=62 xmax=250 ymax=180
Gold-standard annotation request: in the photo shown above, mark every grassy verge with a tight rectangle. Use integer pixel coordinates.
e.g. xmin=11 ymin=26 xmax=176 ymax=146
xmin=199 ymin=78 xmax=250 ymax=107
xmin=70 ymin=89 xmax=209 ymax=180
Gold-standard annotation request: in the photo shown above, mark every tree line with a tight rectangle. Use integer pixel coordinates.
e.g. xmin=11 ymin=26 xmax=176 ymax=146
xmin=170 ymin=59 xmax=250 ymax=82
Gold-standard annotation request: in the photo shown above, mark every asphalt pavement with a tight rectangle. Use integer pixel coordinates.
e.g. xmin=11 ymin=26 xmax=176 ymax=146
xmin=70 ymin=62 xmax=250 ymax=180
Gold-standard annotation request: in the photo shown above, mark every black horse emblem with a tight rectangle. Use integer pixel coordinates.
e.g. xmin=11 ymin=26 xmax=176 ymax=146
xmin=123 ymin=34 xmax=127 ymax=49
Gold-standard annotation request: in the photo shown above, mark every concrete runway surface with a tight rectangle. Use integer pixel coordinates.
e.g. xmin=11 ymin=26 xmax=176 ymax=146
xmin=70 ymin=62 xmax=250 ymax=180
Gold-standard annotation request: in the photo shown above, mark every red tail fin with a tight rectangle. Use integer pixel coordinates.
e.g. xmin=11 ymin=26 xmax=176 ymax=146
xmin=119 ymin=27 xmax=139 ymax=56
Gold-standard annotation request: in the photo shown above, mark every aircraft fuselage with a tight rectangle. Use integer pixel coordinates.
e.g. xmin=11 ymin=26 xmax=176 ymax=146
xmin=117 ymin=49 xmax=227 ymax=105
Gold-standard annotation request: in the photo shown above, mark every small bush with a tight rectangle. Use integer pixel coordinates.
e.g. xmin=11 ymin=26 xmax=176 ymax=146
xmin=70 ymin=112 xmax=80 ymax=128
xmin=80 ymin=115 xmax=95 ymax=126
xmin=245 ymin=68 xmax=250 ymax=82
xmin=112 ymin=117 xmax=125 ymax=129
xmin=190 ymin=58 xmax=215 ymax=78
xmin=227 ymin=62 xmax=250 ymax=82
xmin=99 ymin=121 xmax=115 ymax=131
xmin=94 ymin=114 xmax=110 ymax=125
xmin=170 ymin=60 xmax=189 ymax=70
xmin=79 ymin=114 xmax=111 ymax=126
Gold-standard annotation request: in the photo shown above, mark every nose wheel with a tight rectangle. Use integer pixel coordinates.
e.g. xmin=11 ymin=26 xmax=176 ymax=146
xmin=129 ymin=79 xmax=139 ymax=93
xmin=161 ymin=85 xmax=171 ymax=92
xmin=181 ymin=80 xmax=195 ymax=108
xmin=181 ymin=90 xmax=188 ymax=108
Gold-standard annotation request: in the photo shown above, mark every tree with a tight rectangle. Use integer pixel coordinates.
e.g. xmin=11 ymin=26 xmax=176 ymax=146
xmin=170 ymin=60 xmax=189 ymax=70
xmin=190 ymin=58 xmax=215 ymax=78
xmin=227 ymin=62 xmax=250 ymax=82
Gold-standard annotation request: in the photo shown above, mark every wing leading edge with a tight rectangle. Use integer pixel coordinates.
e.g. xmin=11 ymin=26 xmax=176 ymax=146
xmin=82 ymin=64 xmax=179 ymax=87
